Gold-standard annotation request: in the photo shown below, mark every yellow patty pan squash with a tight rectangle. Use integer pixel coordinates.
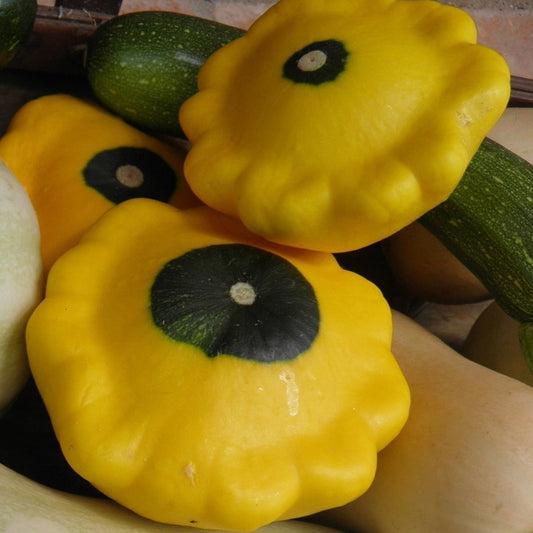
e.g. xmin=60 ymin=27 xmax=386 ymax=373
xmin=0 ymin=94 xmax=198 ymax=274
xmin=26 ymin=199 xmax=410 ymax=531
xmin=179 ymin=0 xmax=510 ymax=253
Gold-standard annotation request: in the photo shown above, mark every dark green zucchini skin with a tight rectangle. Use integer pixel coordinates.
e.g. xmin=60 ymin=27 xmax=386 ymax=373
xmin=420 ymin=136 xmax=533 ymax=372
xmin=85 ymin=11 xmax=244 ymax=136
xmin=0 ymin=0 xmax=37 ymax=68
xmin=421 ymin=138 xmax=533 ymax=324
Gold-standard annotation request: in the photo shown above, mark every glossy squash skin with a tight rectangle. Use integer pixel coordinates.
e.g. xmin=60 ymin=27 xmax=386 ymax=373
xmin=26 ymin=199 xmax=409 ymax=531
xmin=180 ymin=0 xmax=509 ymax=253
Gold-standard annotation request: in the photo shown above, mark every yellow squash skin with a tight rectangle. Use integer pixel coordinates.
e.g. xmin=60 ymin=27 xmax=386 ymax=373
xmin=0 ymin=94 xmax=199 ymax=274
xmin=26 ymin=199 xmax=409 ymax=532
xmin=180 ymin=0 xmax=510 ymax=253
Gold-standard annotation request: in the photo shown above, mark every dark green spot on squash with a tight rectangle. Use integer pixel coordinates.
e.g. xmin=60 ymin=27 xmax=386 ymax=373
xmin=83 ymin=147 xmax=176 ymax=204
xmin=283 ymin=39 xmax=349 ymax=85
xmin=150 ymin=244 xmax=320 ymax=362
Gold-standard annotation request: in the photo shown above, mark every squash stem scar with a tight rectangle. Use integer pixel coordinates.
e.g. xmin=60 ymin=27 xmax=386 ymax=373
xmin=116 ymin=164 xmax=144 ymax=188
xmin=229 ymin=281 xmax=256 ymax=305
xmin=297 ymin=49 xmax=327 ymax=72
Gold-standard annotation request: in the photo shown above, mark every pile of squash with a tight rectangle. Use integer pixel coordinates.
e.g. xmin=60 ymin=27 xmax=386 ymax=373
xmin=1 ymin=0 xmax=533 ymax=532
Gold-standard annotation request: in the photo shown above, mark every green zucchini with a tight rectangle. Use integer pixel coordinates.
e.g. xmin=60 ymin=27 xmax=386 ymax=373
xmin=85 ymin=11 xmax=245 ymax=136
xmin=421 ymin=138 xmax=533 ymax=323
xmin=0 ymin=0 xmax=37 ymax=69
xmin=420 ymin=138 xmax=533 ymax=370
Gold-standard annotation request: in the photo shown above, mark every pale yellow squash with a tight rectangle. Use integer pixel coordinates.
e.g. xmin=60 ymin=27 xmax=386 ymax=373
xmin=383 ymin=221 xmax=490 ymax=304
xmin=313 ymin=311 xmax=533 ymax=533
xmin=463 ymin=300 xmax=533 ymax=387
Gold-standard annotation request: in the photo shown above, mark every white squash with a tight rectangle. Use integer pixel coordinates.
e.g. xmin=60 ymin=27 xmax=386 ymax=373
xmin=313 ymin=311 xmax=533 ymax=533
xmin=0 ymin=159 xmax=42 ymax=414
xmin=0 ymin=463 xmax=341 ymax=533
